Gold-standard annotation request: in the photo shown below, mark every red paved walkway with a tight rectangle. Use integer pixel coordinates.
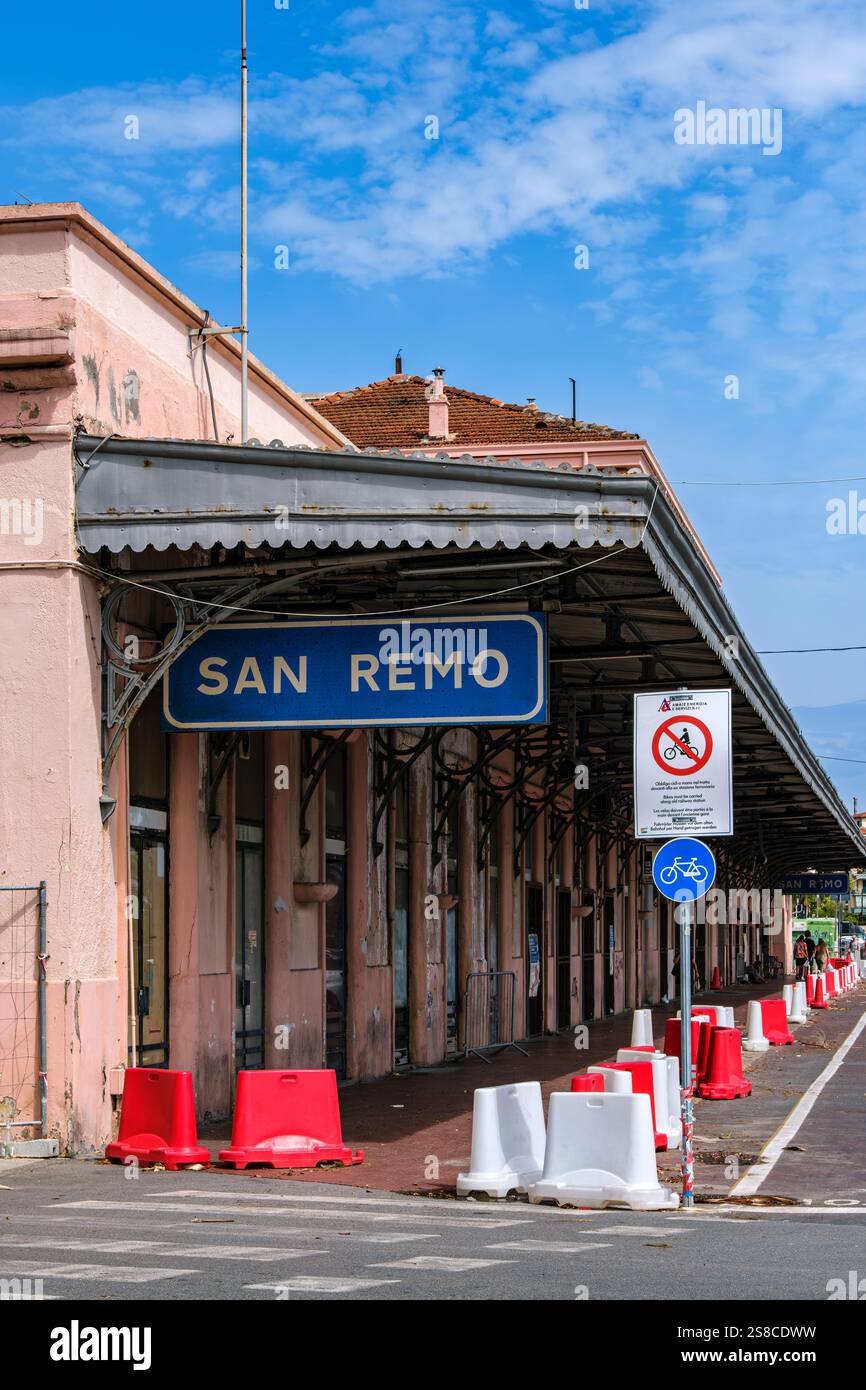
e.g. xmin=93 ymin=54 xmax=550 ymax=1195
xmin=200 ymin=979 xmax=784 ymax=1193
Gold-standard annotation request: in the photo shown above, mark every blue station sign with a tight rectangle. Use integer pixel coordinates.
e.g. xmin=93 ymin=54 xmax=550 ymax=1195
xmin=779 ymin=873 xmax=850 ymax=896
xmin=162 ymin=613 xmax=547 ymax=731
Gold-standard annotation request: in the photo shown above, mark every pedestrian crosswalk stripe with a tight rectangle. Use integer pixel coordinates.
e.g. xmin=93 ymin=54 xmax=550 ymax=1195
xmin=0 ymin=1237 xmax=323 ymax=1261
xmin=246 ymin=1276 xmax=399 ymax=1294
xmin=53 ymin=1199 xmax=528 ymax=1229
xmin=368 ymin=1255 xmax=516 ymax=1271
xmin=586 ymin=1225 xmax=692 ymax=1235
xmin=484 ymin=1240 xmax=614 ymax=1253
xmin=0 ymin=1260 xmax=196 ymax=1283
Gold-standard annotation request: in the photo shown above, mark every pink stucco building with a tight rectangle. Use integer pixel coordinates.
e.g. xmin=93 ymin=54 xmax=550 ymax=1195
xmin=1 ymin=202 xmax=860 ymax=1156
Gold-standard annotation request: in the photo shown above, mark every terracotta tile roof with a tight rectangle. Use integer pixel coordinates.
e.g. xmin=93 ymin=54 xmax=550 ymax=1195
xmin=306 ymin=375 xmax=638 ymax=449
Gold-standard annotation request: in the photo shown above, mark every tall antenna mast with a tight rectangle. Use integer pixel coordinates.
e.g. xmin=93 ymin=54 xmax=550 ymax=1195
xmin=186 ymin=0 xmax=250 ymax=442
xmin=240 ymin=0 xmax=249 ymax=442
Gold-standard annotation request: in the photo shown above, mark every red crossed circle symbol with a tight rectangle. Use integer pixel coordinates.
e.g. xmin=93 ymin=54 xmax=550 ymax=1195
xmin=652 ymin=715 xmax=713 ymax=776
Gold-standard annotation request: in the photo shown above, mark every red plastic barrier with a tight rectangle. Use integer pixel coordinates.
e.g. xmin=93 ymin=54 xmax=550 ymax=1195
xmin=698 ymin=1028 xmax=752 ymax=1100
xmin=710 ymin=965 xmax=723 ymax=991
xmin=805 ymin=974 xmax=815 ymax=1005
xmin=663 ymin=1017 xmax=704 ymax=1077
xmin=105 ymin=1068 xmax=210 ymax=1170
xmin=824 ymin=971 xmax=837 ymax=998
xmin=812 ymin=974 xmax=828 ymax=1009
xmin=219 ymin=1069 xmax=363 ymax=1170
xmin=590 ymin=1062 xmax=666 ymax=1150
xmin=696 ymin=1020 xmax=715 ymax=1081
xmin=570 ymin=1073 xmax=605 ymax=1093
xmin=760 ymin=999 xmax=794 ymax=1045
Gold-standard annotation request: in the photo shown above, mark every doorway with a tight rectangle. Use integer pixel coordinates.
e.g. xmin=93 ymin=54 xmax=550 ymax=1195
xmin=581 ymin=894 xmax=595 ymax=1020
xmin=695 ymin=921 xmax=707 ymax=991
xmin=128 ymin=689 xmax=169 ymax=1068
xmin=129 ymin=818 xmax=169 ymax=1068
xmin=325 ymin=741 xmax=348 ymax=1079
xmin=603 ymin=891 xmax=616 ymax=1016
xmin=444 ymin=803 xmax=459 ymax=1057
xmin=556 ymin=887 xmax=571 ymax=1030
xmin=235 ymin=827 xmax=265 ymax=1068
xmin=235 ymin=734 xmax=265 ymax=1069
xmin=525 ymin=881 xmax=544 ymax=1037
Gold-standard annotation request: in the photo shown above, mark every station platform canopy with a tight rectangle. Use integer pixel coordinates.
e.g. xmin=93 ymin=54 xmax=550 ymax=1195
xmin=74 ymin=433 xmax=866 ymax=880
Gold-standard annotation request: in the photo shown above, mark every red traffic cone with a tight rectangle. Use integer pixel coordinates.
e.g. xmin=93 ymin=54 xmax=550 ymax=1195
xmin=710 ymin=965 xmax=723 ymax=991
xmin=698 ymin=1028 xmax=752 ymax=1100
xmin=812 ymin=974 xmax=828 ymax=1009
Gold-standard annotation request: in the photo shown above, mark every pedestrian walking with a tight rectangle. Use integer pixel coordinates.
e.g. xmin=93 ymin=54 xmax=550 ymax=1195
xmin=671 ymin=949 xmax=700 ymax=999
xmin=815 ymin=937 xmax=830 ymax=973
xmin=794 ymin=932 xmax=809 ymax=982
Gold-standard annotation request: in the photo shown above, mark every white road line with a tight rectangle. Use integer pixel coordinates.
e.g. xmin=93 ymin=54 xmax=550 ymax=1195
xmin=51 ymin=1199 xmax=529 ymax=1229
xmin=143 ymin=1188 xmax=539 ymax=1215
xmin=682 ymin=1205 xmax=866 ymax=1217
xmin=332 ymin=1232 xmax=441 ymax=1244
xmin=368 ymin=1254 xmax=515 ymax=1271
xmin=484 ymin=1240 xmax=613 ymax=1253
xmin=731 ymin=1004 xmax=866 ymax=1198
xmin=0 ymin=1237 xmax=322 ymax=1261
xmin=246 ymin=1276 xmax=399 ymax=1294
xmin=0 ymin=1260 xmax=197 ymax=1283
xmin=586 ymin=1225 xmax=692 ymax=1235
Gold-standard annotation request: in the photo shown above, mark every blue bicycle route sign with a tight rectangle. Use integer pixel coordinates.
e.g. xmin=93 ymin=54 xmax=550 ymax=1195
xmin=652 ymin=837 xmax=717 ymax=903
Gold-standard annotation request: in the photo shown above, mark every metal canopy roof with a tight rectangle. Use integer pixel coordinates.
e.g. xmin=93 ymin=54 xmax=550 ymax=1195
xmin=75 ymin=434 xmax=866 ymax=877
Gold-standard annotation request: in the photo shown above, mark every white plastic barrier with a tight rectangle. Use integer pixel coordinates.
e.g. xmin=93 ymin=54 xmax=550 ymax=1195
xmin=457 ymin=1081 xmax=546 ymax=1198
xmin=616 ymin=1047 xmax=682 ymax=1150
xmin=721 ymin=1006 xmax=735 ymax=1028
xmin=783 ymin=984 xmax=793 ymax=1016
xmin=528 ymin=1092 xmax=679 ymax=1211
xmin=630 ymin=1009 xmax=654 ymax=1048
xmin=742 ymin=998 xmax=769 ymax=1052
xmin=790 ymin=981 xmax=807 ymax=1024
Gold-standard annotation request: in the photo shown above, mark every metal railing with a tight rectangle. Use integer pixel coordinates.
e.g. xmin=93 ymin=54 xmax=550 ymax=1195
xmin=463 ymin=970 xmax=528 ymax=1063
xmin=0 ymin=883 xmax=47 ymax=1137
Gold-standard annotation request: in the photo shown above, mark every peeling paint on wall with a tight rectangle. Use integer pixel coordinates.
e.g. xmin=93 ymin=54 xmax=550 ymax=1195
xmin=82 ymin=354 xmax=100 ymax=410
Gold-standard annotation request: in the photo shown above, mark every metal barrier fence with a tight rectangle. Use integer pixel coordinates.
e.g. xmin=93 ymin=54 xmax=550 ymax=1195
xmin=0 ymin=883 xmax=47 ymax=1140
xmin=463 ymin=970 xmax=528 ymax=1063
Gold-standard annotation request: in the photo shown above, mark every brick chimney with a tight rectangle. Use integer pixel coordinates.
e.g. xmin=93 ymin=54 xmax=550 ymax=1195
xmin=426 ymin=367 xmax=449 ymax=439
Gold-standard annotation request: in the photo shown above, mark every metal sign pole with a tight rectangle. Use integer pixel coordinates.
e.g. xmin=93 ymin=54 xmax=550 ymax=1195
xmin=679 ymin=894 xmax=695 ymax=1207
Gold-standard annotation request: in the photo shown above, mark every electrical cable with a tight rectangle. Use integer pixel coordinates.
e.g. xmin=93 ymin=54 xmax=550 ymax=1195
xmin=199 ymin=310 xmax=220 ymax=443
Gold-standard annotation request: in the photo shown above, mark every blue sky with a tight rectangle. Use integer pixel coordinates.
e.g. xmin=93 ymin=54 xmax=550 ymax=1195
xmin=3 ymin=0 xmax=866 ymax=806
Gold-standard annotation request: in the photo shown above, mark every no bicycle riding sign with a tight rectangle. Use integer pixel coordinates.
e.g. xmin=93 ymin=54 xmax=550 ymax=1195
xmin=633 ymin=689 xmax=733 ymax=839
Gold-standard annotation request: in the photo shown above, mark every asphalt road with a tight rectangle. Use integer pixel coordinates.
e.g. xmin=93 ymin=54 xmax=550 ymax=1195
xmin=2 ymin=1160 xmax=866 ymax=1301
